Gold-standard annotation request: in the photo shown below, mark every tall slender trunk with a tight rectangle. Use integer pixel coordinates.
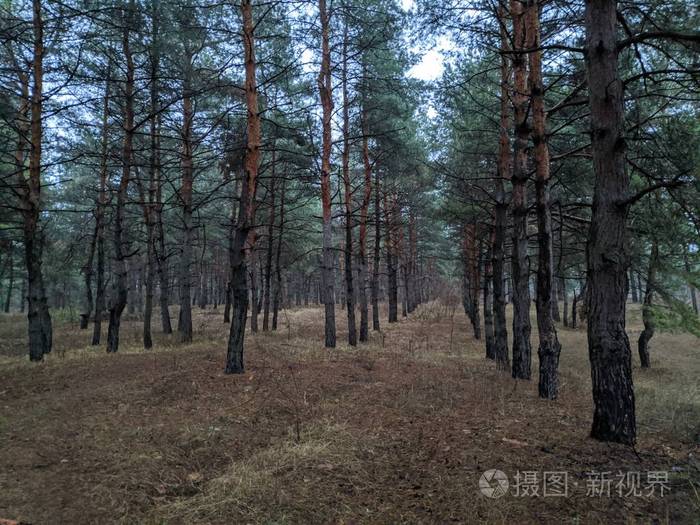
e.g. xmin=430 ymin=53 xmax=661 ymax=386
xmin=105 ymin=8 xmax=132 ymax=351
xmin=272 ymin=177 xmax=286 ymax=330
xmin=17 ymin=0 xmax=52 ymax=360
xmin=385 ymin=194 xmax=398 ymax=323
xmin=510 ymin=0 xmax=532 ymax=380
xmin=143 ymin=0 xmax=160 ymax=348
xmin=107 ymin=0 xmax=135 ymax=354
xmin=371 ymin=168 xmax=381 ymax=331
xmin=463 ymin=222 xmax=481 ymax=339
xmin=584 ymin=0 xmax=636 ymax=444
xmin=638 ymin=241 xmax=658 ymax=368
xmin=341 ymin=20 xmax=357 ymax=346
xmin=484 ymin=229 xmax=496 ymax=359
xmin=226 ymin=0 xmax=260 ymax=373
xmin=685 ymin=250 xmax=698 ymax=315
xmin=249 ymin=234 xmax=259 ymax=333
xmin=318 ymin=0 xmax=336 ymax=347
xmin=92 ymin=63 xmax=111 ymax=345
xmin=526 ymin=0 xmax=561 ymax=398
xmin=4 ymin=242 xmax=14 ymax=313
xmin=177 ymin=52 xmax=194 ymax=343
xmin=493 ymin=2 xmax=510 ymax=371
xmin=80 ymin=226 xmax=97 ymax=328
xmin=357 ymin=83 xmax=372 ymax=342
xmin=263 ymin=142 xmax=276 ymax=331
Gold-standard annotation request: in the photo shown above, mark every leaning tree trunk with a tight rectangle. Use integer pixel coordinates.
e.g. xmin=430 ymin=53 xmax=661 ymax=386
xmin=107 ymin=0 xmax=136 ymax=354
xmin=527 ymin=0 xmax=561 ymax=399
xmin=318 ymin=0 xmax=336 ymax=347
xmin=638 ymin=241 xmax=658 ymax=369
xmin=493 ymin=1 xmax=510 ymax=371
xmin=510 ymin=0 xmax=532 ymax=380
xmin=584 ymin=0 xmax=636 ymax=444
xmin=225 ymin=0 xmax=260 ymax=373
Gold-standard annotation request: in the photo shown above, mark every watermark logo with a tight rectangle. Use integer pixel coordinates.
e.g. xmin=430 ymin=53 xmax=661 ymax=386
xmin=479 ymin=469 xmax=509 ymax=498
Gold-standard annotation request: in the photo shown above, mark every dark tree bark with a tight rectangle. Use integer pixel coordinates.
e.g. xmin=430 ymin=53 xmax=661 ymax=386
xmin=684 ymin=250 xmax=698 ymax=315
xmin=638 ymin=242 xmax=658 ymax=369
xmin=15 ymin=0 xmax=52 ymax=361
xmin=385 ymin=194 xmax=398 ymax=323
xmin=584 ymin=0 xmax=636 ymax=444
xmin=106 ymin=0 xmax=136 ymax=354
xmin=484 ymin=230 xmax=496 ymax=359
xmin=272 ymin=177 xmax=285 ymax=331
xmin=493 ymin=1 xmax=510 ymax=371
xmin=262 ymin=142 xmax=276 ymax=331
xmin=357 ymin=83 xmax=372 ymax=342
xmin=510 ymin=0 xmax=532 ymax=380
xmin=106 ymin=1 xmax=136 ymax=353
xmin=177 ymin=50 xmax=194 ymax=344
xmin=462 ymin=223 xmax=481 ymax=339
xmin=340 ymin=20 xmax=357 ymax=346
xmin=225 ymin=0 xmax=260 ymax=374
xmin=318 ymin=0 xmax=336 ymax=347
xmin=92 ymin=63 xmax=111 ymax=346
xmin=527 ymin=0 xmax=561 ymax=399
xmin=80 ymin=226 xmax=97 ymax=329
xmin=4 ymin=242 xmax=14 ymax=313
xmin=371 ymin=169 xmax=381 ymax=331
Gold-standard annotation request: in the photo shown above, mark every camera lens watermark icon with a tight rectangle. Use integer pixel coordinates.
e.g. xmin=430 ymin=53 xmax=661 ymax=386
xmin=480 ymin=469 xmax=509 ymax=498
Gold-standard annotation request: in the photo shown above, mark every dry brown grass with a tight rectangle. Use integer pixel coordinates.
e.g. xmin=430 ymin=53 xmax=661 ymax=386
xmin=0 ymin=301 xmax=698 ymax=524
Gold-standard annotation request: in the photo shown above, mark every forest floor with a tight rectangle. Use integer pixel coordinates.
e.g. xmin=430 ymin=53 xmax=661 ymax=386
xmin=0 ymin=302 xmax=698 ymax=524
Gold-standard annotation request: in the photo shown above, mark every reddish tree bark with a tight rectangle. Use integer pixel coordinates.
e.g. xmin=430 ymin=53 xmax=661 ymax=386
xmin=526 ymin=0 xmax=561 ymax=399
xmin=317 ymin=0 xmax=336 ymax=347
xmin=510 ymin=0 xmax=532 ymax=380
xmin=225 ymin=0 xmax=260 ymax=373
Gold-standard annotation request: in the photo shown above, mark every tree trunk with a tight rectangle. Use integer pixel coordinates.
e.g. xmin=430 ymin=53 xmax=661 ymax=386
xmin=510 ymin=0 xmax=532 ymax=380
xmin=371 ymin=168 xmax=381 ymax=331
xmin=80 ymin=226 xmax=97 ymax=329
xmin=226 ymin=0 xmax=260 ymax=373
xmin=685 ymin=251 xmax=698 ymax=315
xmin=357 ymin=85 xmax=372 ymax=342
xmin=526 ymin=0 xmax=561 ymax=399
xmin=263 ymin=143 xmax=276 ymax=331
xmin=177 ymin=52 xmax=194 ymax=344
xmin=584 ymin=0 xmax=636 ymax=444
xmin=272 ymin=177 xmax=286 ymax=331
xmin=317 ymin=0 xmax=336 ymax=347
xmin=15 ymin=0 xmax=52 ymax=361
xmin=484 ymin=229 xmax=496 ymax=359
xmin=92 ymin=64 xmax=111 ymax=345
xmin=341 ymin=20 xmax=357 ymax=346
xmin=385 ymin=194 xmax=398 ymax=323
xmin=493 ymin=2 xmax=510 ymax=371
xmin=107 ymin=0 xmax=135 ymax=354
xmin=638 ymin=242 xmax=658 ymax=369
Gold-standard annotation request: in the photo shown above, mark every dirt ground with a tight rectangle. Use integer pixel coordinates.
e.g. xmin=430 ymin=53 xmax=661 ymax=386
xmin=0 ymin=302 xmax=698 ymax=524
